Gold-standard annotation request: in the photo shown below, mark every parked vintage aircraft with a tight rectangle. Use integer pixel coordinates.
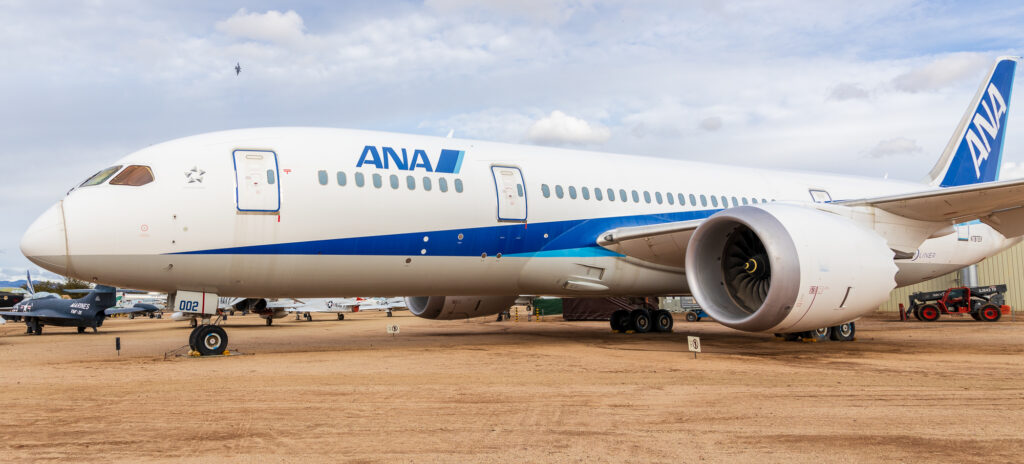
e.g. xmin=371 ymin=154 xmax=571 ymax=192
xmin=0 ymin=280 xmax=159 ymax=334
xmin=18 ymin=57 xmax=1024 ymax=354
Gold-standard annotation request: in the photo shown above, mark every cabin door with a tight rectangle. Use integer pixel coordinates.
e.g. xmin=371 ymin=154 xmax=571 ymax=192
xmin=490 ymin=165 xmax=527 ymax=222
xmin=233 ymin=150 xmax=281 ymax=212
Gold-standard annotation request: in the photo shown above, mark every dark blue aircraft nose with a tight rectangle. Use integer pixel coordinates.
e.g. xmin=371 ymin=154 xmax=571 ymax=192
xmin=21 ymin=201 xmax=68 ymax=275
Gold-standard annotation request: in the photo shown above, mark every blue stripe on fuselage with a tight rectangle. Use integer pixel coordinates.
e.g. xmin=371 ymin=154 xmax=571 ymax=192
xmin=171 ymin=209 xmax=719 ymax=258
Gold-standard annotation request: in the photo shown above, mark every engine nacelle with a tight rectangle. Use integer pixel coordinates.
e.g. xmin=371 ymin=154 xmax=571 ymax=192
xmin=405 ymin=296 xmax=517 ymax=320
xmin=686 ymin=204 xmax=897 ymax=333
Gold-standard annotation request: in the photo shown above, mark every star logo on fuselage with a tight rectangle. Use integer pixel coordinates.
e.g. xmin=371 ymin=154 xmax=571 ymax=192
xmin=185 ymin=166 xmax=206 ymax=183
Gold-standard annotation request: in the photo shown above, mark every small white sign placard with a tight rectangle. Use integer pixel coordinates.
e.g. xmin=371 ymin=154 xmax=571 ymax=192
xmin=687 ymin=336 xmax=701 ymax=353
xmin=386 ymin=324 xmax=400 ymax=335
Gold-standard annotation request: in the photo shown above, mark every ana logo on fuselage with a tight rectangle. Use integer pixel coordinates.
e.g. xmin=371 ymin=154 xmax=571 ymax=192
xmin=965 ymin=83 xmax=1008 ymax=178
xmin=356 ymin=146 xmax=465 ymax=174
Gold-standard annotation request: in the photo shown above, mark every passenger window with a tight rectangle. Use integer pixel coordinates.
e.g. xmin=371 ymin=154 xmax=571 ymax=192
xmin=556 ymin=185 xmax=564 ymax=199
xmin=700 ymin=195 xmax=707 ymax=207
xmin=355 ymin=172 xmax=365 ymax=187
xmin=655 ymin=192 xmax=663 ymax=204
xmin=454 ymin=179 xmax=464 ymax=193
xmin=711 ymin=196 xmax=719 ymax=207
xmin=422 ymin=177 xmax=432 ymax=191
xmin=679 ymin=193 xmax=685 ymax=206
xmin=666 ymin=192 xmax=673 ymax=205
xmin=594 ymin=188 xmax=603 ymax=201
xmin=751 ymin=198 xmax=758 ymax=204
xmin=407 ymin=175 xmax=416 ymax=190
xmin=542 ymin=184 xmax=551 ymax=198
xmin=607 ymin=188 xmax=615 ymax=202
xmin=643 ymin=191 xmax=651 ymax=203
xmin=337 ymin=171 xmax=346 ymax=186
xmin=267 ymin=169 xmax=276 ymax=185
xmin=731 ymin=196 xmax=738 ymax=207
xmin=517 ymin=184 xmax=524 ymax=197
xmin=80 ymin=165 xmax=123 ymax=187
xmin=317 ymin=170 xmax=328 ymax=185
xmin=582 ymin=187 xmax=590 ymax=200
xmin=690 ymin=194 xmax=697 ymax=206
xmin=569 ymin=186 xmax=577 ymax=199
xmin=631 ymin=190 xmax=640 ymax=203
xmin=390 ymin=175 xmax=399 ymax=189
xmin=619 ymin=189 xmax=627 ymax=202
xmin=742 ymin=197 xmax=748 ymax=205
xmin=720 ymin=196 xmax=727 ymax=207
xmin=439 ymin=178 xmax=449 ymax=192
xmin=109 ymin=165 xmax=154 ymax=186
xmin=372 ymin=173 xmax=382 ymax=189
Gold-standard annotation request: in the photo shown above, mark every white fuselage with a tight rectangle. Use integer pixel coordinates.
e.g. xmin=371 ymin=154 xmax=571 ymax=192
xmin=21 ymin=128 xmax=1017 ymax=298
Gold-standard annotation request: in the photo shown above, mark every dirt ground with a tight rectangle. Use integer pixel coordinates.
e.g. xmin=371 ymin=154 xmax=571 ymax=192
xmin=0 ymin=310 xmax=1022 ymax=463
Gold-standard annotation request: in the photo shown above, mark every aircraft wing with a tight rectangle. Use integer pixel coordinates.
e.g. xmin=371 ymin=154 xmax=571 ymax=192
xmin=104 ymin=304 xmax=160 ymax=316
xmin=0 ymin=310 xmax=80 ymax=320
xmin=595 ymin=178 xmax=1024 ymax=267
xmin=836 ymin=177 xmax=1024 ymax=238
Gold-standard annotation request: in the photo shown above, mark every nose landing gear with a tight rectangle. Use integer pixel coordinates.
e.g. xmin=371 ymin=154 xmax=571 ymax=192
xmin=187 ymin=318 xmax=230 ymax=356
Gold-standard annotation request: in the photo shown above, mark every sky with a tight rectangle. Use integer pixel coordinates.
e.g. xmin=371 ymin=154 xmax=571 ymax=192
xmin=2 ymin=0 xmax=1024 ymax=281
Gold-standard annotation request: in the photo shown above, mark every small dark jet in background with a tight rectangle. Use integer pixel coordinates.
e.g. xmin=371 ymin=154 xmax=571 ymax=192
xmin=0 ymin=275 xmax=158 ymax=335
xmin=235 ymin=62 xmax=241 ymax=75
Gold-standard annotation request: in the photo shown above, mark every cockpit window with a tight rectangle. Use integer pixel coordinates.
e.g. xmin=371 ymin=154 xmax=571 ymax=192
xmin=109 ymin=165 xmax=155 ymax=186
xmin=80 ymin=165 xmax=123 ymax=187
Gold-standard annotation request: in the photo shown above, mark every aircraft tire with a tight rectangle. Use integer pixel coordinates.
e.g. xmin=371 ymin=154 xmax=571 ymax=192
xmin=631 ymin=310 xmax=651 ymax=334
xmin=33 ymin=323 xmax=43 ymax=335
xmin=265 ymin=317 xmax=273 ymax=326
xmin=387 ymin=311 xmax=393 ymax=317
xmin=970 ymin=312 xmax=981 ymax=321
xmin=196 ymin=325 xmax=228 ymax=356
xmin=77 ymin=326 xmax=86 ymax=334
xmin=979 ymin=305 xmax=1002 ymax=322
xmin=653 ymin=310 xmax=673 ymax=332
xmin=305 ymin=313 xmax=313 ymax=321
xmin=188 ymin=325 xmax=203 ymax=351
xmin=805 ymin=327 xmax=830 ymax=342
xmin=337 ymin=313 xmax=344 ymax=321
xmin=685 ymin=311 xmax=698 ymax=322
xmin=829 ymin=322 xmax=855 ymax=341
xmin=609 ymin=309 xmax=630 ymax=331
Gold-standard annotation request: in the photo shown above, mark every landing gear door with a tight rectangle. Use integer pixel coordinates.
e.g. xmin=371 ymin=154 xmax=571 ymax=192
xmin=233 ymin=150 xmax=280 ymax=212
xmin=491 ymin=166 xmax=527 ymax=222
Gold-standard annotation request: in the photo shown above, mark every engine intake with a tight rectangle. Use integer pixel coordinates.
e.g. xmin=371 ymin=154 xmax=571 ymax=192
xmin=406 ymin=296 xmax=517 ymax=320
xmin=685 ymin=204 xmax=897 ymax=333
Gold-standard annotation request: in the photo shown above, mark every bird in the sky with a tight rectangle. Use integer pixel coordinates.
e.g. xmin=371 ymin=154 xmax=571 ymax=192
xmin=235 ymin=63 xmax=241 ymax=76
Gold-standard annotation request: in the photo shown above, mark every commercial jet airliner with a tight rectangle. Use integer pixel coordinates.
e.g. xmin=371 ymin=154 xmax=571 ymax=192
xmin=19 ymin=57 xmax=1024 ymax=355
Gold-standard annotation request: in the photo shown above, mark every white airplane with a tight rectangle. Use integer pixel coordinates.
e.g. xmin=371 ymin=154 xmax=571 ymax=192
xmin=286 ymin=297 xmax=406 ymax=321
xmin=19 ymin=57 xmax=1024 ymax=355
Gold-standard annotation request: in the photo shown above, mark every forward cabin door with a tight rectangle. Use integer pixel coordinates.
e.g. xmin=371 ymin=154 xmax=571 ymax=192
xmin=233 ymin=150 xmax=281 ymax=212
xmin=490 ymin=165 xmax=527 ymax=222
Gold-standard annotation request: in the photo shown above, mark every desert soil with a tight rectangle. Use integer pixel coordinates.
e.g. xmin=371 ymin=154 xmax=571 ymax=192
xmin=0 ymin=311 xmax=1022 ymax=463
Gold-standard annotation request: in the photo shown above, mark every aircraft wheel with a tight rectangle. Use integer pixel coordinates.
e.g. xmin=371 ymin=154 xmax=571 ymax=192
xmin=685 ymin=311 xmax=698 ymax=322
xmin=337 ymin=313 xmax=345 ymax=321
xmin=979 ymin=305 xmax=1002 ymax=322
xmin=631 ymin=309 xmax=652 ymax=333
xmin=77 ymin=326 xmax=86 ymax=334
xmin=305 ymin=313 xmax=313 ymax=321
xmin=34 ymin=324 xmax=43 ymax=335
xmin=129 ymin=313 xmax=134 ymax=320
xmin=918 ymin=304 xmax=941 ymax=321
xmin=190 ymin=318 xmax=198 ymax=328
xmin=387 ymin=311 xmax=393 ymax=317
xmin=188 ymin=325 xmax=203 ymax=350
xmin=805 ymin=327 xmax=830 ymax=342
xmin=653 ymin=309 xmax=674 ymax=333
xmin=196 ymin=325 xmax=228 ymax=356
xmin=970 ymin=312 xmax=981 ymax=321
xmin=829 ymin=322 xmax=855 ymax=341
xmin=609 ymin=309 xmax=630 ymax=331
xmin=265 ymin=317 xmax=273 ymax=326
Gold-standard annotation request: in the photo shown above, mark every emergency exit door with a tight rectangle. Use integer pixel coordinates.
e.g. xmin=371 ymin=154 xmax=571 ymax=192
xmin=491 ymin=166 xmax=527 ymax=222
xmin=233 ymin=149 xmax=281 ymax=212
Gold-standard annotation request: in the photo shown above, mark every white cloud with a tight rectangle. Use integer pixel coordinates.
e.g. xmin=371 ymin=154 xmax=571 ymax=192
xmin=828 ymin=82 xmax=871 ymax=101
xmin=891 ymin=52 xmax=990 ymax=93
xmin=999 ymin=161 xmax=1024 ymax=180
xmin=699 ymin=116 xmax=723 ymax=131
xmin=525 ymin=111 xmax=611 ymax=146
xmin=215 ymin=9 xmax=306 ymax=45
xmin=425 ymin=0 xmax=591 ymax=24
xmin=867 ymin=137 xmax=923 ymax=158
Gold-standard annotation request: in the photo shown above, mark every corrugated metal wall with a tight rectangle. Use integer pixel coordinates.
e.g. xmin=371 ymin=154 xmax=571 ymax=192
xmin=880 ymin=241 xmax=1024 ymax=312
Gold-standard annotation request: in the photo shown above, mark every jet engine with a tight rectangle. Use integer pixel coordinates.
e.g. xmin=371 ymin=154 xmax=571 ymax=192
xmin=685 ymin=204 xmax=897 ymax=333
xmin=405 ymin=296 xmax=517 ymax=320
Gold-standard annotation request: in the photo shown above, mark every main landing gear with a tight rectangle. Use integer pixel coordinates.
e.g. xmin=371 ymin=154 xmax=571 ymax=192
xmin=776 ymin=322 xmax=856 ymax=342
xmin=609 ymin=309 xmax=675 ymax=333
xmin=188 ymin=318 xmax=229 ymax=356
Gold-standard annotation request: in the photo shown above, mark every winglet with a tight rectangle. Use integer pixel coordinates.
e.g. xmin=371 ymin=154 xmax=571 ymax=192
xmin=928 ymin=56 xmax=1020 ymax=187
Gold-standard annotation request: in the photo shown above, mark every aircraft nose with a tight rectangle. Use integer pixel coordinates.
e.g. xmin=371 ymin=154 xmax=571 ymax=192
xmin=20 ymin=201 xmax=68 ymax=275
